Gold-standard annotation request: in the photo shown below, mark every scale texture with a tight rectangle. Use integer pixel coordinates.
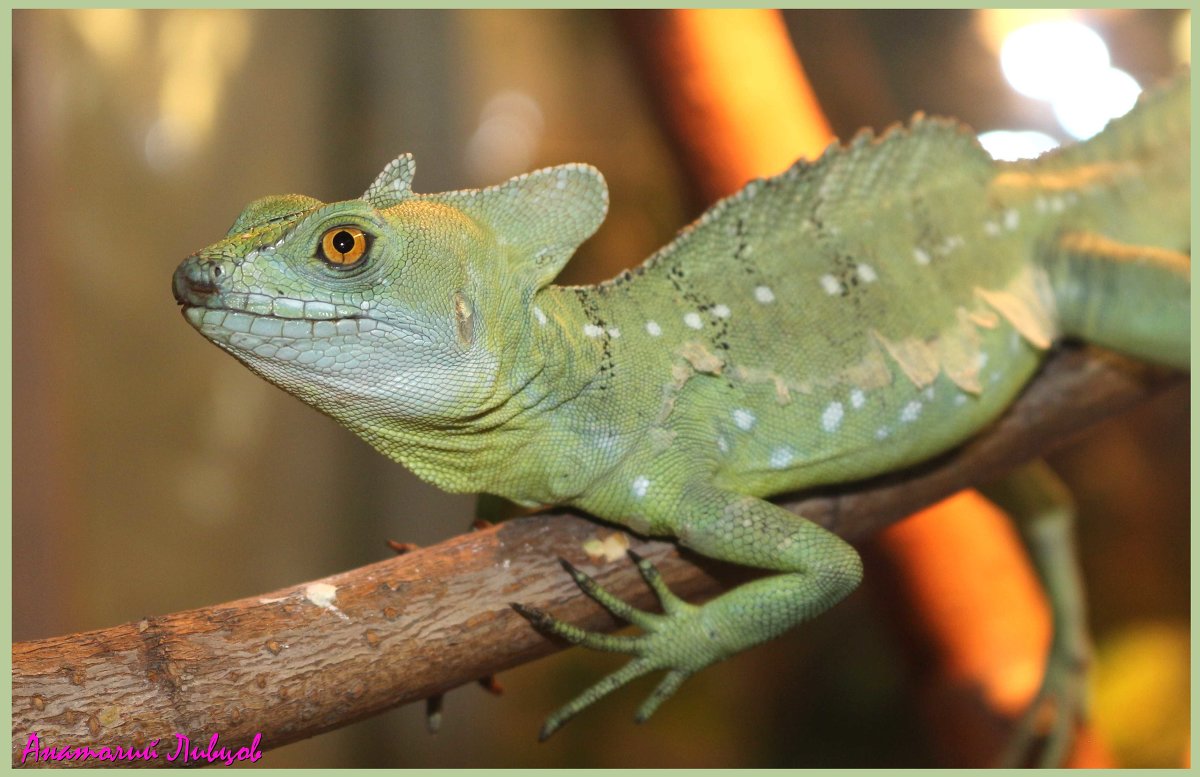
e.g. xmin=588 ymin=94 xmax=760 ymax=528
xmin=173 ymin=75 xmax=1189 ymax=744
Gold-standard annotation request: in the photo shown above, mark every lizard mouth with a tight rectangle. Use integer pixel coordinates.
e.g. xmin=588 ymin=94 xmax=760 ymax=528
xmin=172 ymin=256 xmax=369 ymax=326
xmin=171 ymin=256 xmax=435 ymax=354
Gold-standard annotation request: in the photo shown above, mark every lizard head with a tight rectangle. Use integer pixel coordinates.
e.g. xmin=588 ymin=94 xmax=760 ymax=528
xmin=173 ymin=153 xmax=607 ymax=462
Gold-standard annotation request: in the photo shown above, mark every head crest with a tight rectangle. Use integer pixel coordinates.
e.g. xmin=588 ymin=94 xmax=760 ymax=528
xmin=363 ymin=153 xmax=417 ymax=208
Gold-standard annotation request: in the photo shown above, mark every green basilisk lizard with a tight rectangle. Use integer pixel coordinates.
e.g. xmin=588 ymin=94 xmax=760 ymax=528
xmin=173 ymin=75 xmax=1189 ymax=758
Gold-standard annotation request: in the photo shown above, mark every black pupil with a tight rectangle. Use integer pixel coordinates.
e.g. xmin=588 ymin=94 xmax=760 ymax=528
xmin=332 ymin=230 xmax=356 ymax=255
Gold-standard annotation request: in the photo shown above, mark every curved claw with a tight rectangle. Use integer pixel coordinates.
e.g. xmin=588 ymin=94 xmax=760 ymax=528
xmin=634 ymin=669 xmax=691 ymax=723
xmin=511 ymin=602 xmax=639 ymax=653
xmin=539 ymin=658 xmax=656 ymax=741
xmin=557 ymin=557 xmax=661 ymax=630
xmin=627 ymin=550 xmax=691 ymax=616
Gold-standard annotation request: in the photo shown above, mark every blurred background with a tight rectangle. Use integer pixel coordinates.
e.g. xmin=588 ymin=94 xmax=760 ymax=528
xmin=12 ymin=9 xmax=1189 ymax=767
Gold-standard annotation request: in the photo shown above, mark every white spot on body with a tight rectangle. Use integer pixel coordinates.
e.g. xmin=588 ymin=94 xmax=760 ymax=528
xmin=819 ymin=274 xmax=842 ymax=295
xmin=769 ymin=446 xmax=795 ymax=469
xmin=607 ymin=327 xmax=621 ymax=338
xmin=1004 ymin=209 xmax=1020 ymax=230
xmin=716 ymin=435 xmax=730 ymax=454
xmin=821 ymin=401 xmax=844 ymax=432
xmin=754 ymin=285 xmax=775 ymax=304
xmin=711 ymin=304 xmax=731 ymax=318
xmin=940 ymin=235 xmax=966 ymax=254
xmin=684 ymin=312 xmax=703 ymax=330
xmin=913 ymin=247 xmax=932 ymax=266
xmin=583 ymin=324 xmax=604 ymax=338
xmin=533 ymin=306 xmax=548 ymax=325
xmin=733 ymin=408 xmax=756 ymax=431
xmin=900 ymin=400 xmax=922 ymax=423
xmin=850 ymin=388 xmax=866 ymax=409
xmin=631 ymin=476 xmax=650 ymax=499
xmin=857 ymin=264 xmax=878 ymax=283
xmin=645 ymin=320 xmax=662 ymax=337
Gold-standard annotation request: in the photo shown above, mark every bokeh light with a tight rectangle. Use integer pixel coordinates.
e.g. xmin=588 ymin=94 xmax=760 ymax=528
xmin=1000 ymin=20 xmax=1109 ymax=101
xmin=1052 ymin=66 xmax=1142 ymax=140
xmin=976 ymin=129 xmax=1060 ymax=161
xmin=992 ymin=16 xmax=1146 ymax=143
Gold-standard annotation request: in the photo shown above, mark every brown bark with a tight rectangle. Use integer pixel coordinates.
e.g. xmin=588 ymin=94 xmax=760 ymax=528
xmin=11 ymin=348 xmax=1181 ymax=765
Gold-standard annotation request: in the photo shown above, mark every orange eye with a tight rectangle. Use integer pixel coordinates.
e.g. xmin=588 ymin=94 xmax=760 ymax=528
xmin=318 ymin=226 xmax=370 ymax=267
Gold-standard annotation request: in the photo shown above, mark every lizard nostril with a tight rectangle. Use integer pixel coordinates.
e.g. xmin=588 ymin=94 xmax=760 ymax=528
xmin=172 ymin=258 xmax=222 ymax=305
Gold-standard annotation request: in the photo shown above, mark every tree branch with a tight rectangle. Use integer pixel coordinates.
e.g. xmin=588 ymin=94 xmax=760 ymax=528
xmin=11 ymin=346 xmax=1182 ymax=763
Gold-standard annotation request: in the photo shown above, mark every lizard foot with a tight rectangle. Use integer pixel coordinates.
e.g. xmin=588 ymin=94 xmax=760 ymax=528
xmin=998 ymin=631 xmax=1091 ymax=767
xmin=513 ymin=551 xmax=727 ymax=741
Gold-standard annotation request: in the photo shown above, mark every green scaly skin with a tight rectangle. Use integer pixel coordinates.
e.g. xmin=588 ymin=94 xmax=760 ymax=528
xmin=173 ymin=76 xmax=1189 ymax=746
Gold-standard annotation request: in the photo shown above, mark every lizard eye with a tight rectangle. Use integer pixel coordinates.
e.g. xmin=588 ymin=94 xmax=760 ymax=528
xmin=318 ymin=226 xmax=371 ymax=268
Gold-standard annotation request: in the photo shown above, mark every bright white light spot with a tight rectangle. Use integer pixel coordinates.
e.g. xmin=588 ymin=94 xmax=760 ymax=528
xmin=645 ymin=320 xmax=662 ymax=337
xmin=754 ymin=285 xmax=775 ymax=304
xmin=583 ymin=324 xmax=603 ymax=338
xmin=1000 ymin=21 xmax=1109 ymax=101
xmin=684 ymin=312 xmax=703 ymax=330
xmin=1053 ymin=67 xmax=1141 ymax=140
xmin=711 ymin=304 xmax=731 ymax=318
xmin=819 ymin=274 xmax=842 ymax=295
xmin=977 ymin=130 xmax=1060 ymax=161
xmin=732 ymin=408 xmax=756 ymax=431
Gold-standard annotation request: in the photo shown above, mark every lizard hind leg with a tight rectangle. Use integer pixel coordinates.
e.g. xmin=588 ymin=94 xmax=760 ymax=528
xmin=514 ymin=489 xmax=863 ymax=740
xmin=982 ymin=460 xmax=1092 ymax=768
xmin=1042 ymin=232 xmax=1190 ymax=371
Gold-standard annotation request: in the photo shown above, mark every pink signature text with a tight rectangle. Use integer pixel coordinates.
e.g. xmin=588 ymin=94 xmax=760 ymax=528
xmin=19 ymin=731 xmax=263 ymax=766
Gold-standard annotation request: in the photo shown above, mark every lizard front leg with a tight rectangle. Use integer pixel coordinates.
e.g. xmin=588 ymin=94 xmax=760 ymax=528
xmin=514 ymin=486 xmax=863 ymax=739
